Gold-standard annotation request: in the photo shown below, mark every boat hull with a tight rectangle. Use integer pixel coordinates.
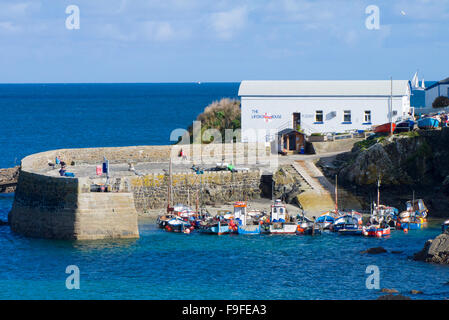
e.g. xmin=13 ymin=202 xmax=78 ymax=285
xmin=269 ymin=223 xmax=297 ymax=234
xmin=237 ymin=225 xmax=261 ymax=235
xmin=363 ymin=226 xmax=391 ymax=237
xmin=418 ymin=117 xmax=439 ymax=129
xmin=374 ymin=123 xmax=396 ymax=134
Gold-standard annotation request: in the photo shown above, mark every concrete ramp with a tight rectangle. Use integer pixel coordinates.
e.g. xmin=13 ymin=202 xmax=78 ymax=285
xmin=292 ymin=160 xmax=363 ymax=217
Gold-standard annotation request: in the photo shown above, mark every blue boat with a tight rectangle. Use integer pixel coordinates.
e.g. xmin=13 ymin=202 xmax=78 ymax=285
xmin=394 ymin=119 xmax=415 ymax=133
xmin=198 ymin=221 xmax=230 ymax=235
xmin=417 ymin=117 xmax=439 ymax=129
xmin=237 ymin=224 xmax=261 ymax=235
xmin=333 ymin=214 xmax=362 ymax=235
xmin=400 ymin=221 xmax=423 ymax=230
xmin=315 ymin=212 xmax=336 ymax=230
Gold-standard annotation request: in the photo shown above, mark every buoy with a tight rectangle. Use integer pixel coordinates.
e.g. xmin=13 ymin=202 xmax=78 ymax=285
xmin=363 ymin=231 xmax=368 ymax=236
xmin=376 ymin=231 xmax=382 ymax=237
xmin=403 ymin=228 xmax=408 ymax=233
xmin=184 ymin=228 xmax=191 ymax=234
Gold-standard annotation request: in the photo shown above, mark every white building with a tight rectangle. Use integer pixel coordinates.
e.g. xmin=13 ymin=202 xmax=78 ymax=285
xmin=238 ymin=80 xmax=412 ymax=142
xmin=425 ymin=77 xmax=449 ymax=107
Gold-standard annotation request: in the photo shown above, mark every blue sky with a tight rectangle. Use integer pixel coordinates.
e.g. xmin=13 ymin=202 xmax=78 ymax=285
xmin=0 ymin=0 xmax=448 ymax=83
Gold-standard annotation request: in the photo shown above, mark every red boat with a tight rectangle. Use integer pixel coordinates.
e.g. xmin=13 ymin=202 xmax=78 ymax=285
xmin=373 ymin=122 xmax=396 ymax=134
xmin=363 ymin=225 xmax=391 ymax=237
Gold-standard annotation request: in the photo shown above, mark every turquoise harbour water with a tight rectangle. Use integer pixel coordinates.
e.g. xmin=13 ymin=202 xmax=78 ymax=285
xmin=1 ymin=194 xmax=448 ymax=300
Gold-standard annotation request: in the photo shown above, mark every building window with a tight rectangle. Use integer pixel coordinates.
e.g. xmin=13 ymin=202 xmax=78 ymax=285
xmin=315 ymin=110 xmax=323 ymax=123
xmin=343 ymin=110 xmax=351 ymax=123
xmin=364 ymin=111 xmax=371 ymax=123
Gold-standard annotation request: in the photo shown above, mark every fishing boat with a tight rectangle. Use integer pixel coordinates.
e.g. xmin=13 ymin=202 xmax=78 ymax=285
xmin=165 ymin=217 xmax=192 ymax=233
xmin=417 ymin=117 xmax=439 ymax=129
xmin=394 ymin=119 xmax=415 ymax=133
xmin=156 ymin=213 xmax=176 ymax=229
xmin=231 ymin=201 xmax=262 ymax=235
xmin=268 ymin=200 xmax=297 ymax=234
xmin=296 ymin=214 xmax=321 ymax=235
xmin=198 ymin=220 xmax=230 ymax=235
xmin=315 ymin=212 xmax=337 ymax=230
xmin=316 ymin=175 xmax=341 ymax=231
xmin=363 ymin=179 xmax=391 ymax=237
xmin=373 ymin=122 xmax=396 ymax=134
xmin=363 ymin=224 xmax=391 ymax=237
xmin=333 ymin=213 xmax=363 ymax=235
xmin=397 ymin=197 xmax=427 ymax=230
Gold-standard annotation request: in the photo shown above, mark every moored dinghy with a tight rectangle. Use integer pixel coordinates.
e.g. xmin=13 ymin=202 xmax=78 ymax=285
xmin=417 ymin=116 xmax=439 ymax=129
xmin=296 ymin=213 xmax=321 ymax=235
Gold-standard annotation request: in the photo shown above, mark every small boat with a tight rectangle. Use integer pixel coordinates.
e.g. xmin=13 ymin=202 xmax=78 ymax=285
xmin=268 ymin=200 xmax=297 ymax=234
xmin=363 ymin=224 xmax=391 ymax=237
xmin=296 ymin=214 xmax=321 ymax=235
xmin=315 ymin=212 xmax=336 ymax=230
xmin=363 ymin=179 xmax=391 ymax=237
xmin=373 ymin=122 xmax=396 ymax=134
xmin=417 ymin=117 xmax=439 ymax=129
xmin=156 ymin=213 xmax=177 ymax=228
xmin=333 ymin=214 xmax=363 ymax=235
xmin=198 ymin=220 xmax=230 ymax=235
xmin=405 ymin=199 xmax=428 ymax=220
xmin=394 ymin=119 xmax=415 ymax=133
xmin=165 ymin=217 xmax=192 ymax=233
xmin=238 ymin=224 xmax=261 ymax=235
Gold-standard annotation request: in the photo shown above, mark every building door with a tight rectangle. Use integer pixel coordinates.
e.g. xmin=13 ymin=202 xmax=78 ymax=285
xmin=288 ymin=134 xmax=296 ymax=151
xmin=293 ymin=113 xmax=301 ymax=131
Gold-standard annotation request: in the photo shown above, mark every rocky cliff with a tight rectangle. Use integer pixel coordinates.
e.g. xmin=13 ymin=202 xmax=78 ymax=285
xmin=319 ymin=129 xmax=449 ymax=217
xmin=414 ymin=230 xmax=449 ymax=264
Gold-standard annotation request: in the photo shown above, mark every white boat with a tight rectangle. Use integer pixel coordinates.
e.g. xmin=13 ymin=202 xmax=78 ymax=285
xmin=268 ymin=200 xmax=297 ymax=234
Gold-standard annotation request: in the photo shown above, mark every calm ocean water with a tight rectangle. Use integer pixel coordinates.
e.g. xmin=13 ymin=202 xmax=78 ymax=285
xmin=0 ymin=83 xmax=447 ymax=299
xmin=0 ymin=83 xmax=239 ymax=168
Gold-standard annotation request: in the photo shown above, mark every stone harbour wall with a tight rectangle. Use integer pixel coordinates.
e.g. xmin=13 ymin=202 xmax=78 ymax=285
xmin=10 ymin=143 xmax=267 ymax=240
xmin=128 ymin=170 xmax=263 ymax=212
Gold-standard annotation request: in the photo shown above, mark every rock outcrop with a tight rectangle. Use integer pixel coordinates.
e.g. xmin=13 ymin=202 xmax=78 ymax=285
xmin=414 ymin=230 xmax=449 ymax=264
xmin=0 ymin=166 xmax=19 ymax=193
xmin=319 ymin=129 xmax=449 ymax=217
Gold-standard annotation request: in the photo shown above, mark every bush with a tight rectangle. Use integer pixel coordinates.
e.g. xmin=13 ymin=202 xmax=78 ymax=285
xmin=182 ymin=98 xmax=241 ymax=144
xmin=432 ymin=96 xmax=449 ymax=109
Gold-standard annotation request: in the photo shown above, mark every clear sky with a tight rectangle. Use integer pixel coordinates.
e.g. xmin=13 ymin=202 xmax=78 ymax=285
xmin=0 ymin=0 xmax=448 ymax=83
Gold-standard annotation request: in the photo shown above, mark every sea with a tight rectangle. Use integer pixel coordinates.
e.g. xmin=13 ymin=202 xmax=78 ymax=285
xmin=0 ymin=83 xmax=447 ymax=300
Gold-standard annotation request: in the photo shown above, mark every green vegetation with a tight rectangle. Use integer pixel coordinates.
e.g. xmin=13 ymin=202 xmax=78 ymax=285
xmin=181 ymin=98 xmax=241 ymax=144
xmin=432 ymin=96 xmax=449 ymax=109
xmin=397 ymin=131 xmax=420 ymax=138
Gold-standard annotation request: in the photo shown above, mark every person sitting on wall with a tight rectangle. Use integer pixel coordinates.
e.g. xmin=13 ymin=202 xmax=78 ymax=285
xmin=59 ymin=165 xmax=75 ymax=177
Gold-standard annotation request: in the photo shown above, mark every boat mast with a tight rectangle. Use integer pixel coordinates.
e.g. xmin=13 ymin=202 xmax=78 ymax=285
xmin=390 ymin=77 xmax=393 ymax=135
xmin=335 ymin=174 xmax=338 ymax=213
xmin=167 ymin=157 xmax=173 ymax=213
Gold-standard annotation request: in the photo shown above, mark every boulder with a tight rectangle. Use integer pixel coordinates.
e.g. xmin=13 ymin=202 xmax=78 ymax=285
xmin=361 ymin=247 xmax=387 ymax=254
xmin=414 ymin=231 xmax=449 ymax=264
xmin=380 ymin=288 xmax=399 ymax=294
